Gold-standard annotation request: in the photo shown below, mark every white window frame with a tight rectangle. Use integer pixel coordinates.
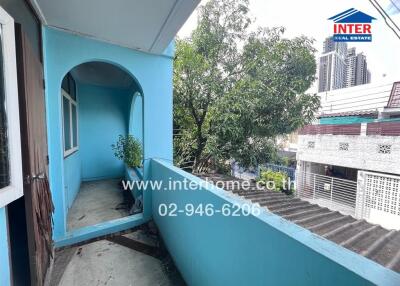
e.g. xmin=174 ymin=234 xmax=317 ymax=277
xmin=0 ymin=7 xmax=23 ymax=208
xmin=61 ymin=89 xmax=79 ymax=157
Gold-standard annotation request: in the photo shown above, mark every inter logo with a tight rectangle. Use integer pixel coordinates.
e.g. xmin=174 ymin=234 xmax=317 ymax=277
xmin=328 ymin=8 xmax=376 ymax=42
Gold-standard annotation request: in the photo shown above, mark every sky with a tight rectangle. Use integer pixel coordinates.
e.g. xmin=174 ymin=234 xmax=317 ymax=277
xmin=178 ymin=0 xmax=400 ymax=93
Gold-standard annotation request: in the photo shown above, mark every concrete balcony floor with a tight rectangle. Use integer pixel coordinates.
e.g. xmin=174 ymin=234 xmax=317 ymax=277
xmin=67 ymin=179 xmax=130 ymax=231
xmin=50 ymin=228 xmax=186 ymax=286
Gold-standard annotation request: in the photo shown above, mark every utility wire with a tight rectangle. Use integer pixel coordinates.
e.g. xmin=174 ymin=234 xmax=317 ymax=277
xmin=368 ymin=0 xmax=400 ymax=40
xmin=373 ymin=0 xmax=400 ymax=31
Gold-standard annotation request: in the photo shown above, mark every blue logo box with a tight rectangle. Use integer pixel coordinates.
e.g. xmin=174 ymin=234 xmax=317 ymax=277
xmin=333 ymin=34 xmax=372 ymax=42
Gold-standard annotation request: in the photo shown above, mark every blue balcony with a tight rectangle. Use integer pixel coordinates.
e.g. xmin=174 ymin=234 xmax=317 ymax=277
xmin=1 ymin=1 xmax=399 ymax=285
xmin=148 ymin=159 xmax=400 ymax=286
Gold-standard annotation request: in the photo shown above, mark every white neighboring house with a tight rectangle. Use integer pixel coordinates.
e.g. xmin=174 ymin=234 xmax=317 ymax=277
xmin=296 ymin=81 xmax=400 ymax=230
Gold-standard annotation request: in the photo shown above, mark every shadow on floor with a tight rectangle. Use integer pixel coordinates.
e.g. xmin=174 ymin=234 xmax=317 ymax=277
xmin=49 ymin=223 xmax=186 ymax=286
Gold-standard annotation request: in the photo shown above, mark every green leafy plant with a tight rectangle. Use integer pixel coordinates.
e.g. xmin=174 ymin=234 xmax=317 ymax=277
xmin=112 ymin=135 xmax=143 ymax=168
xmin=258 ymin=170 xmax=293 ymax=194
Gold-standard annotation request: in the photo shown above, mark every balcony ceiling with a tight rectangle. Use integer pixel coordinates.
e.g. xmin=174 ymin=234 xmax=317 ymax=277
xmin=29 ymin=0 xmax=200 ymax=54
xmin=70 ymin=62 xmax=135 ymax=89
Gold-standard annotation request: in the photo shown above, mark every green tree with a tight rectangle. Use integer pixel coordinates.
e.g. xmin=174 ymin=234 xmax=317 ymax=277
xmin=174 ymin=0 xmax=250 ymax=170
xmin=208 ymin=28 xmax=319 ymax=168
xmin=174 ymin=0 xmax=319 ymax=172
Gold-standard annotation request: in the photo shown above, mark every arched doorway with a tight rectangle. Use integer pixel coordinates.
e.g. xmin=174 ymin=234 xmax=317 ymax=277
xmin=60 ymin=61 xmax=144 ymax=232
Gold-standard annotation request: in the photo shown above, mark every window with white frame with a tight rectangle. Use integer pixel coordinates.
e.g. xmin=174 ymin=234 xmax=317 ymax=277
xmin=61 ymin=73 xmax=78 ymax=156
xmin=0 ymin=7 xmax=23 ymax=207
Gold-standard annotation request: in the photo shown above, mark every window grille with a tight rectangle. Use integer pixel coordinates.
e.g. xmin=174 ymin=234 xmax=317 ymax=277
xmin=364 ymin=173 xmax=400 ymax=216
xmin=378 ymin=144 xmax=391 ymax=154
xmin=339 ymin=142 xmax=349 ymax=151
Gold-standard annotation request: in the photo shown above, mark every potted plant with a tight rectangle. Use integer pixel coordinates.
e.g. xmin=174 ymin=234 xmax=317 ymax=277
xmin=112 ymin=135 xmax=143 ymax=169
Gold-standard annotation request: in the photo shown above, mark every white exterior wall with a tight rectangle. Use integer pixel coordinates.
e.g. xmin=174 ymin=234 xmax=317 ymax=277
xmin=356 ymin=171 xmax=400 ymax=230
xmin=297 ymin=134 xmax=400 ymax=175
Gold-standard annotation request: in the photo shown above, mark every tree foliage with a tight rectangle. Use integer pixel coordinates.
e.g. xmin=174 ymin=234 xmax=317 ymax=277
xmin=174 ymin=0 xmax=320 ymax=172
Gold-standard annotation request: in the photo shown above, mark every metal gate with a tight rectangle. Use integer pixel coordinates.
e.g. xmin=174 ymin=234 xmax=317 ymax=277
xmin=356 ymin=171 xmax=400 ymax=230
xmin=296 ymin=171 xmax=358 ymax=216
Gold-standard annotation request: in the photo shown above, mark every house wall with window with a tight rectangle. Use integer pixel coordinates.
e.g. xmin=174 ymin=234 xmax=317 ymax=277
xmin=61 ymin=80 xmax=137 ymax=211
xmin=43 ymin=27 xmax=174 ymax=240
xmin=299 ymin=81 xmax=400 ymax=175
xmin=62 ymin=79 xmax=143 ymax=210
xmin=297 ymin=81 xmax=400 ymax=229
xmin=61 ymin=72 xmax=80 ymax=211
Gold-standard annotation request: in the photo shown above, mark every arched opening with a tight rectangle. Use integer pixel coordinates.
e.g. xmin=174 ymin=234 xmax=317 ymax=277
xmin=61 ymin=61 xmax=144 ymax=232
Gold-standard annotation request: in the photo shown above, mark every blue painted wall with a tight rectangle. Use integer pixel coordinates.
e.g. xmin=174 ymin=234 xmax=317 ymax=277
xmin=0 ymin=207 xmax=10 ymax=286
xmin=78 ymin=84 xmax=132 ymax=181
xmin=43 ymin=27 xmax=173 ymax=240
xmin=63 ymin=153 xmax=81 ymax=212
xmin=151 ymin=159 xmax=400 ymax=286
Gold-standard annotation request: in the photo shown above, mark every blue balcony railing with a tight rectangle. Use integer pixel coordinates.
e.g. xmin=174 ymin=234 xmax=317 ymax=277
xmin=149 ymin=159 xmax=400 ymax=286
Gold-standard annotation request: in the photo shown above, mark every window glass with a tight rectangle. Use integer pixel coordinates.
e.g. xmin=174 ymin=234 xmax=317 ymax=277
xmin=61 ymin=73 xmax=76 ymax=101
xmin=61 ymin=74 xmax=69 ymax=93
xmin=62 ymin=77 xmax=78 ymax=155
xmin=72 ymin=104 xmax=78 ymax=148
xmin=0 ymin=27 xmax=10 ymax=188
xmin=63 ymin=96 xmax=71 ymax=151
xmin=68 ymin=75 xmax=76 ymax=101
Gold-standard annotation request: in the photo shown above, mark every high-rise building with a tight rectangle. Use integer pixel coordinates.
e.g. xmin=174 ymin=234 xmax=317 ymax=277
xmin=318 ymin=37 xmax=371 ymax=92
xmin=345 ymin=47 xmax=371 ymax=88
xmin=322 ymin=37 xmax=347 ymax=55
xmin=345 ymin=47 xmax=357 ymax=87
xmin=318 ymin=38 xmax=347 ymax=92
